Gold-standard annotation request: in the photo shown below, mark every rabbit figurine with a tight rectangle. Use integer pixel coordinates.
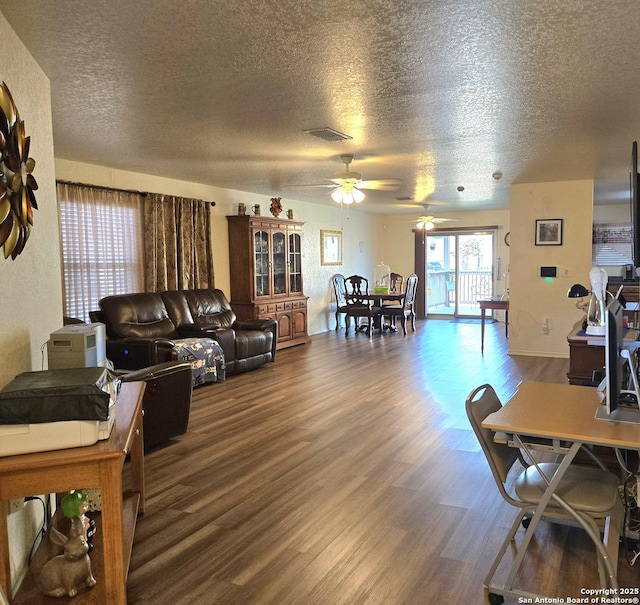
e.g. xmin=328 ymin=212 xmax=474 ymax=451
xmin=34 ymin=526 xmax=96 ymax=598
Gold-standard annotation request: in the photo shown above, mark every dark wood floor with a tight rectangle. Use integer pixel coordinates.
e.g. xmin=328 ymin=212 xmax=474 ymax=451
xmin=127 ymin=318 xmax=639 ymax=604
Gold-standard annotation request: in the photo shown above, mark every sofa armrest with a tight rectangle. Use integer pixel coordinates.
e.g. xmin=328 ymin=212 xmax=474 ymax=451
xmin=234 ymin=318 xmax=276 ymax=332
xmin=106 ymin=337 xmax=176 ymax=370
xmin=234 ymin=318 xmax=278 ymax=361
xmin=119 ymin=360 xmax=193 ymax=382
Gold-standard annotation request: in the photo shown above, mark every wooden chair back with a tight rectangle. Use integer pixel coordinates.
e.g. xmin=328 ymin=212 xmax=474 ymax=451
xmin=390 ymin=272 xmax=404 ymax=293
xmin=331 ymin=274 xmax=347 ymax=307
xmin=403 ymin=273 xmax=418 ymax=311
xmin=344 ymin=275 xmax=370 ymax=305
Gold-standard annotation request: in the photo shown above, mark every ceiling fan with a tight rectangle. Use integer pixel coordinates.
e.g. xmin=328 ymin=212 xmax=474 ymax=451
xmin=292 ymin=154 xmax=401 ymax=204
xmin=415 ymin=204 xmax=459 ymax=230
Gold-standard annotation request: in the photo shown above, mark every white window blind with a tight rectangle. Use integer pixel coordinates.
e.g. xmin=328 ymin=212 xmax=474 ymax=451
xmin=592 ymin=223 xmax=633 ymax=266
xmin=57 ymin=183 xmax=144 ymax=322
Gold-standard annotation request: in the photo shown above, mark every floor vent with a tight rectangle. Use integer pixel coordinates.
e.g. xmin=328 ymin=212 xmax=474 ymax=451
xmin=303 ymin=127 xmax=352 ymax=142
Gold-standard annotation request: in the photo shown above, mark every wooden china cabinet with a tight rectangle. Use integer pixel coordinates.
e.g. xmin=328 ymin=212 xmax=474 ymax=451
xmin=227 ymin=215 xmax=310 ymax=350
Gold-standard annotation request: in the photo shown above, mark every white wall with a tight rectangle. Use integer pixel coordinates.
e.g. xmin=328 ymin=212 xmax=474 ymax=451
xmin=0 ymin=12 xmax=61 ymax=593
xmin=510 ymin=180 xmax=594 ymax=357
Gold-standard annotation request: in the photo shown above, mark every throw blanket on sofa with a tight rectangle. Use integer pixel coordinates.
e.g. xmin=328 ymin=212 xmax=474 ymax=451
xmin=172 ymin=338 xmax=226 ymax=386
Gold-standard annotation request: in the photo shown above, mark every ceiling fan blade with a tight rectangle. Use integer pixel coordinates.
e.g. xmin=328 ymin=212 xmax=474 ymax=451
xmin=282 ymin=182 xmax=336 ymax=188
xmin=358 ymin=179 xmax=402 ymax=190
xmin=432 ymin=217 xmax=460 ymax=223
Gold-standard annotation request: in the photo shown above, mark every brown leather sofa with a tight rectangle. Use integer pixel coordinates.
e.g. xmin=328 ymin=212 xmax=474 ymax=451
xmin=92 ymin=289 xmax=277 ymax=376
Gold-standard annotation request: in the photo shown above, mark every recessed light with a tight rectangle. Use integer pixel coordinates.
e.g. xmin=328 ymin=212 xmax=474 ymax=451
xmin=457 ymin=186 xmax=465 ymax=192
xmin=492 ymin=172 xmax=503 ymax=180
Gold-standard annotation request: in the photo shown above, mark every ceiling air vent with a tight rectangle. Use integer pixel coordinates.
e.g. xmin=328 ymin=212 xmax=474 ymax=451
xmin=303 ymin=127 xmax=352 ymax=142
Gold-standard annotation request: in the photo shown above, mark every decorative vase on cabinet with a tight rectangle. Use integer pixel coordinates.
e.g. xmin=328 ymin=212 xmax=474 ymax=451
xmin=227 ymin=215 xmax=310 ymax=350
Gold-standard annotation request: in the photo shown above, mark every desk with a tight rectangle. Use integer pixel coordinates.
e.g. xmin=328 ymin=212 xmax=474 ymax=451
xmin=482 ymin=381 xmax=639 ymax=600
xmin=0 ymin=381 xmax=145 ymax=605
xmin=478 ymin=298 xmax=509 ymax=353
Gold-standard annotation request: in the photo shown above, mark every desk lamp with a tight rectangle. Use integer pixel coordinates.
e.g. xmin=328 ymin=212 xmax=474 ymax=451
xmin=567 ymin=267 xmax=611 ymax=336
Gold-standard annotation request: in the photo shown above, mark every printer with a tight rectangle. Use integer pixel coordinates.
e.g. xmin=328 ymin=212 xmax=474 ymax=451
xmin=0 ymin=366 xmax=120 ymax=457
xmin=47 ymin=323 xmax=107 ymax=369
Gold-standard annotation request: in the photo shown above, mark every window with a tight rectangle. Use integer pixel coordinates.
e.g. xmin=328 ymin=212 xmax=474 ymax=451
xmin=57 ymin=183 xmax=144 ymax=322
xmin=592 ymin=223 xmax=633 ymax=266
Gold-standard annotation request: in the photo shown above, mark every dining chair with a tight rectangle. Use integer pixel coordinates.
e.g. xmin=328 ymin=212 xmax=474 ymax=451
xmin=389 ymin=272 xmax=404 ymax=294
xmin=466 ymin=384 xmax=622 ymax=604
xmin=330 ymin=273 xmax=351 ymax=330
xmin=344 ymin=275 xmax=382 ymax=335
xmin=382 ymin=273 xmax=418 ymax=335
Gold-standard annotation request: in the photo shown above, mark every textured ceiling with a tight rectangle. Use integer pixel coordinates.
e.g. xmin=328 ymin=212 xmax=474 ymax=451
xmin=1 ymin=0 xmax=640 ymax=215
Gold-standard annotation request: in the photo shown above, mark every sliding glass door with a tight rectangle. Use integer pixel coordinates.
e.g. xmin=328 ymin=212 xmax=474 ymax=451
xmin=425 ymin=230 xmax=495 ymax=317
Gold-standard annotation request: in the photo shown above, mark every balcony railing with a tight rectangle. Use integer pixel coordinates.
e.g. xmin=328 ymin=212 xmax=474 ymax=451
xmin=427 ymin=269 xmax=493 ymax=309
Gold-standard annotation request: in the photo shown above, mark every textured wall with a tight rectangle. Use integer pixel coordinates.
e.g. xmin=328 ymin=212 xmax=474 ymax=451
xmin=510 ymin=180 xmax=594 ymax=357
xmin=0 ymin=11 xmax=61 ymax=593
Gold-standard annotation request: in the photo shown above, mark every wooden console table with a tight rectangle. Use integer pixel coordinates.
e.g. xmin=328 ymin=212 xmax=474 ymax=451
xmin=0 ymin=381 xmax=145 ymax=605
xmin=566 ymin=322 xmax=604 ymax=385
xmin=478 ymin=298 xmax=509 ymax=353
xmin=566 ymin=321 xmax=640 ymax=385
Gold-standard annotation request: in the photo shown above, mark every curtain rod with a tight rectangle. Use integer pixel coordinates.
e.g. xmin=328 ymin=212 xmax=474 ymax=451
xmin=56 ymin=179 xmax=216 ymax=206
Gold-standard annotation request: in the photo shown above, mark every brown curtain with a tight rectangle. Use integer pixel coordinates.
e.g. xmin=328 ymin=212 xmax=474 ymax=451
xmin=144 ymin=193 xmax=214 ymax=292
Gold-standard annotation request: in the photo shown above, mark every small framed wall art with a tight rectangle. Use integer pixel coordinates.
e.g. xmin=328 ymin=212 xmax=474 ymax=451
xmin=320 ymin=229 xmax=342 ymax=265
xmin=535 ymin=219 xmax=563 ymax=246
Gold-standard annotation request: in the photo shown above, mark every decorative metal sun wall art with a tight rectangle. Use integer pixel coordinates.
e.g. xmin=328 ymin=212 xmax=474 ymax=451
xmin=0 ymin=81 xmax=38 ymax=260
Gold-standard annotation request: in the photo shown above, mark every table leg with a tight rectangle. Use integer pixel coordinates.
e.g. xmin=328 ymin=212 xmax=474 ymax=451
xmin=0 ymin=500 xmax=10 ymax=600
xmin=505 ymin=309 xmax=509 ymax=338
xmin=99 ymin=459 xmax=127 ymax=605
xmin=481 ymin=308 xmax=486 ymax=353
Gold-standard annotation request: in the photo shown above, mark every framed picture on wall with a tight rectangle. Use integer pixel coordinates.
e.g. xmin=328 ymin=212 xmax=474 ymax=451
xmin=320 ymin=230 xmax=343 ymax=265
xmin=535 ymin=219 xmax=563 ymax=246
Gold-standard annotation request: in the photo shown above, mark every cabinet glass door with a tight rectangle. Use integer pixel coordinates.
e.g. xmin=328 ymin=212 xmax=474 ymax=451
xmin=289 ymin=233 xmax=302 ymax=293
xmin=272 ymin=231 xmax=286 ymax=295
xmin=254 ymin=230 xmax=270 ymax=297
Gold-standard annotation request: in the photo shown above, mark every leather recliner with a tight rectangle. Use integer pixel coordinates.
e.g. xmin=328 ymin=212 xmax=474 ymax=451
xmin=120 ymin=361 xmax=193 ymax=450
xmin=92 ymin=288 xmax=276 ymax=376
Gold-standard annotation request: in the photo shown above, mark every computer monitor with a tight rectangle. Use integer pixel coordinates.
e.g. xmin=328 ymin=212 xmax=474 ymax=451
xmin=596 ymin=297 xmax=640 ymax=423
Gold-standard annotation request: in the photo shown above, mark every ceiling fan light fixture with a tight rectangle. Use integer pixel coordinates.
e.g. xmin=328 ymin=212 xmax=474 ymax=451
xmin=331 ymin=186 xmax=365 ymax=204
xmin=416 ymin=219 xmax=435 ymax=230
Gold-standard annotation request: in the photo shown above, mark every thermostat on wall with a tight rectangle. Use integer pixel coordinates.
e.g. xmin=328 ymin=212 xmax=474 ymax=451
xmin=540 ymin=266 xmax=557 ymax=278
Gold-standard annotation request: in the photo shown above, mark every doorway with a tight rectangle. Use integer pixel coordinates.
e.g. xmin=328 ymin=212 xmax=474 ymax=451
xmin=425 ymin=230 xmax=495 ymax=317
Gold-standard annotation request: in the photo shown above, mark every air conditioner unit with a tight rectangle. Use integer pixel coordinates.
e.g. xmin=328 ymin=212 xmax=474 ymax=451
xmin=47 ymin=323 xmax=107 ymax=369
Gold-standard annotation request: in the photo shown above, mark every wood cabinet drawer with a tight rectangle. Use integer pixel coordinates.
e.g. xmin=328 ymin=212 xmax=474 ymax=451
xmin=257 ymin=304 xmax=277 ymax=314
xmin=293 ymin=300 xmax=305 ymax=309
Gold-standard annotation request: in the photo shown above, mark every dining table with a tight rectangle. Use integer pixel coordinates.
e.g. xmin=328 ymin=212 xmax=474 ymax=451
xmin=345 ymin=291 xmax=404 ymax=332
xmin=369 ymin=291 xmax=404 ymax=331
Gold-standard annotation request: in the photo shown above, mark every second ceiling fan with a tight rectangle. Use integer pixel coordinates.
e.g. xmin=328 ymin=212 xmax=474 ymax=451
xmin=415 ymin=204 xmax=459 ymax=230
